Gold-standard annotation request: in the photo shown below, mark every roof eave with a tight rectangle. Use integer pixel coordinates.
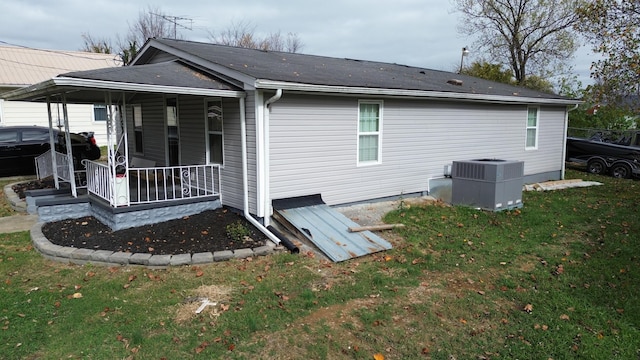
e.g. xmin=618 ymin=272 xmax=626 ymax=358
xmin=3 ymin=77 xmax=246 ymax=102
xmin=254 ymin=80 xmax=581 ymax=106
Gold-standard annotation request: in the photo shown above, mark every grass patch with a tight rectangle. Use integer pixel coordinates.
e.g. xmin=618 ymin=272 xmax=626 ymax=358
xmin=1 ymin=170 xmax=639 ymax=359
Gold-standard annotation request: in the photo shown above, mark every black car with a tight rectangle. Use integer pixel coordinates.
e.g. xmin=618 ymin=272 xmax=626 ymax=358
xmin=0 ymin=126 xmax=101 ymax=176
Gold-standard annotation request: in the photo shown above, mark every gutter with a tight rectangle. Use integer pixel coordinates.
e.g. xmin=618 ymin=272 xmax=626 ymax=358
xmin=254 ymin=79 xmax=582 ymax=106
xmin=261 ymin=89 xmax=283 ymax=227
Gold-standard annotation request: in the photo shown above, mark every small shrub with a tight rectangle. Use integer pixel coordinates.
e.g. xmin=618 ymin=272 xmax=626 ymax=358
xmin=226 ymin=220 xmax=251 ymax=242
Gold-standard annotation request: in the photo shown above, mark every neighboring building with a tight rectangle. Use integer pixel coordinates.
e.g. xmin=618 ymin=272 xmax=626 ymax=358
xmin=0 ymin=45 xmax=120 ymax=144
xmin=5 ymin=38 xmax=579 ymax=223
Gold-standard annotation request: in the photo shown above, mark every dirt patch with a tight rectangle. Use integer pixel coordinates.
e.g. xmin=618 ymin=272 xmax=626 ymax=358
xmin=41 ymin=208 xmax=268 ymax=255
xmin=175 ymin=284 xmax=234 ymax=324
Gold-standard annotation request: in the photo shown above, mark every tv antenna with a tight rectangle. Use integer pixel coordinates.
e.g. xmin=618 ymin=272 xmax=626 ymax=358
xmin=152 ymin=13 xmax=193 ymax=39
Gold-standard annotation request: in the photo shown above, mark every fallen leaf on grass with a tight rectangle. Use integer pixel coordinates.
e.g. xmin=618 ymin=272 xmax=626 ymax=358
xmin=523 ymin=304 xmax=533 ymax=313
xmin=72 ymin=292 xmax=83 ymax=299
xmin=373 ymin=353 xmax=385 ymax=360
xmin=559 ymin=314 xmax=570 ymax=320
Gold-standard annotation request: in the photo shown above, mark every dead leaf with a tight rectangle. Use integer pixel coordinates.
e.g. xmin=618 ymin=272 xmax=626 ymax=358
xmin=373 ymin=353 xmax=385 ymax=360
xmin=72 ymin=292 xmax=83 ymax=299
xmin=128 ymin=275 xmax=137 ymax=282
xmin=559 ymin=314 xmax=570 ymax=320
xmin=523 ymin=304 xmax=533 ymax=313
xmin=195 ymin=270 xmax=204 ymax=277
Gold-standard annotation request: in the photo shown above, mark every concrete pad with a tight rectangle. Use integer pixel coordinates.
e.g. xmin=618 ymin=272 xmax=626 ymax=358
xmin=0 ymin=215 xmax=39 ymax=234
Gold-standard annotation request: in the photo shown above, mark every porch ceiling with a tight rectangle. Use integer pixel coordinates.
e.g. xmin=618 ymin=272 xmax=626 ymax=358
xmin=2 ymin=60 xmax=245 ymax=104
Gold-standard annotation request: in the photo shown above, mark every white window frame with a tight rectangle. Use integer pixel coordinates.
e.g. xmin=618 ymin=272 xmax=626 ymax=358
xmin=357 ymin=100 xmax=383 ymax=166
xmin=205 ymin=98 xmax=224 ymax=166
xmin=525 ymin=106 xmax=539 ymax=150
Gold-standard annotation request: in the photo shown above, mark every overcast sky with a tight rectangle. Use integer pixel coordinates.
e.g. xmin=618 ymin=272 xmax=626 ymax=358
xmin=0 ymin=0 xmax=595 ymax=86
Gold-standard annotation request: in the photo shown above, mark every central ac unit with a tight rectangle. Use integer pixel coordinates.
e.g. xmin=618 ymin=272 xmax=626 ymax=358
xmin=451 ymin=159 xmax=524 ymax=211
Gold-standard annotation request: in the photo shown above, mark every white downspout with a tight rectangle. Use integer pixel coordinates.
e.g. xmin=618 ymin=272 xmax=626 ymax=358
xmin=240 ymin=96 xmax=281 ymax=245
xmin=562 ymin=103 xmax=580 ymax=179
xmin=261 ymin=89 xmax=283 ymax=227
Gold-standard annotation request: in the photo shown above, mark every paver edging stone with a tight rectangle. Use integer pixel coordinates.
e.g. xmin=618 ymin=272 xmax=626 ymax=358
xmin=29 ymin=222 xmax=278 ymax=268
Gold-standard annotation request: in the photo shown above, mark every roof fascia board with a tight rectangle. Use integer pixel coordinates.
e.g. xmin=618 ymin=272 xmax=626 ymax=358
xmin=3 ymin=77 xmax=245 ymax=101
xmin=254 ymin=80 xmax=581 ymax=106
xmin=139 ymin=40 xmax=257 ymax=90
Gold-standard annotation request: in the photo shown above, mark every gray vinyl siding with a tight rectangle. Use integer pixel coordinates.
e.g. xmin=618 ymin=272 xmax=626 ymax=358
xmin=269 ymin=94 xmax=566 ymax=206
xmin=125 ymin=95 xmax=167 ymax=165
xmin=178 ymin=95 xmax=206 ymax=165
xmin=219 ymin=94 xmax=258 ymax=214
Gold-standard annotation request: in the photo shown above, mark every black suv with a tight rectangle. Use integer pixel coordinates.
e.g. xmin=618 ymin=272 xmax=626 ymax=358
xmin=0 ymin=126 xmax=101 ymax=176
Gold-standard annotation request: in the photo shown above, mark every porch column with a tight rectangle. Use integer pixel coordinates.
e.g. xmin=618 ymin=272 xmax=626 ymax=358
xmin=61 ymin=93 xmax=77 ymax=198
xmin=45 ymin=95 xmax=60 ymax=189
xmin=105 ymin=91 xmax=130 ymax=207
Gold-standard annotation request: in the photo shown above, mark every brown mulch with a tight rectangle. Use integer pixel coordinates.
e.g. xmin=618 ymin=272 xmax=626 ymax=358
xmin=41 ymin=208 xmax=268 ymax=255
xmin=11 ymin=177 xmax=56 ymax=199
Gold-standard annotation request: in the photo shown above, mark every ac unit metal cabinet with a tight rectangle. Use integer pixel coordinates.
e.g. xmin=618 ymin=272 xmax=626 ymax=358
xmin=451 ymin=159 xmax=524 ymax=211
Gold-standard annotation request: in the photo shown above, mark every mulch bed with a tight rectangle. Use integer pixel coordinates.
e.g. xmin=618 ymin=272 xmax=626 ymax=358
xmin=41 ymin=209 xmax=268 ymax=255
xmin=16 ymin=178 xmax=268 ymax=255
xmin=11 ymin=177 xmax=56 ymax=199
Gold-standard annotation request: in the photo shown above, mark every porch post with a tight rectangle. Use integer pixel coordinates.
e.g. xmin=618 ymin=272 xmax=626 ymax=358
xmin=61 ymin=93 xmax=77 ymax=198
xmin=45 ymin=95 xmax=60 ymax=189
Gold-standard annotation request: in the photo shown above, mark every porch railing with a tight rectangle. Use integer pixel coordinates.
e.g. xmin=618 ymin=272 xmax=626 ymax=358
xmin=84 ymin=161 xmax=221 ymax=207
xmin=35 ymin=149 xmax=86 ymax=189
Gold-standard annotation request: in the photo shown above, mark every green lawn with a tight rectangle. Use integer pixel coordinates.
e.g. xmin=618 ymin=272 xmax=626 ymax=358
xmin=1 ymin=170 xmax=638 ymax=359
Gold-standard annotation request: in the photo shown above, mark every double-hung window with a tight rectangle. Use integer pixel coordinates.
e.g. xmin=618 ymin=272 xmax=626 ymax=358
xmin=132 ymin=105 xmax=143 ymax=154
xmin=93 ymin=104 xmax=108 ymax=121
xmin=206 ymin=100 xmax=224 ymax=165
xmin=358 ymin=100 xmax=382 ymax=165
xmin=526 ymin=106 xmax=539 ymax=150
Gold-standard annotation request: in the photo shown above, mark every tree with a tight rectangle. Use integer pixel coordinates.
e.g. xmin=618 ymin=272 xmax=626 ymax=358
xmin=208 ymin=20 xmax=304 ymax=53
xmin=80 ymin=33 xmax=113 ymax=54
xmin=452 ymin=0 xmax=582 ymax=85
xmin=462 ymin=61 xmax=514 ymax=83
xmin=576 ymin=0 xmax=640 ymax=111
xmin=558 ymin=76 xmax=636 ymax=130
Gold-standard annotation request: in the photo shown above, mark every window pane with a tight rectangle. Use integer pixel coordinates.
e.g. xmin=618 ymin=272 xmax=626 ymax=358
xmin=209 ymin=134 xmax=223 ymax=164
xmin=359 ymin=135 xmax=379 ymax=162
xmin=134 ymin=105 xmax=143 ymax=128
xmin=135 ymin=131 xmax=143 ymax=153
xmin=94 ymin=104 xmax=108 ymax=121
xmin=22 ymin=129 xmax=49 ymax=142
xmin=207 ymin=102 xmax=223 ymax=131
xmin=527 ymin=108 xmax=537 ymax=127
xmin=0 ymin=130 xmax=18 ymax=143
xmin=526 ymin=129 xmax=537 ymax=147
xmin=359 ymin=103 xmax=379 ymax=132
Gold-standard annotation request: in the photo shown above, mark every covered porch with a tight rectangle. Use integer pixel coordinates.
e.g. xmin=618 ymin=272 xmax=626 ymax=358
xmin=4 ymin=60 xmax=247 ymax=227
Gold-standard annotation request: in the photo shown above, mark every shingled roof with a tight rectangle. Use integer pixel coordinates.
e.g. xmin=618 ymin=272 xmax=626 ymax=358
xmin=146 ymin=38 xmax=571 ymax=101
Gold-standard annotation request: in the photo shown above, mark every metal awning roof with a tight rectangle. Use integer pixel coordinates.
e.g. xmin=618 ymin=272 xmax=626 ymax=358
xmin=2 ymin=60 xmax=245 ymax=103
xmin=272 ymin=194 xmax=393 ymax=262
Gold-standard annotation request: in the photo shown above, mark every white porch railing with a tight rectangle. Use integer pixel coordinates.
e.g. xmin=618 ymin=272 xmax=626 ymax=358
xmin=35 ymin=149 xmax=87 ymax=189
xmin=84 ymin=161 xmax=221 ymax=207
